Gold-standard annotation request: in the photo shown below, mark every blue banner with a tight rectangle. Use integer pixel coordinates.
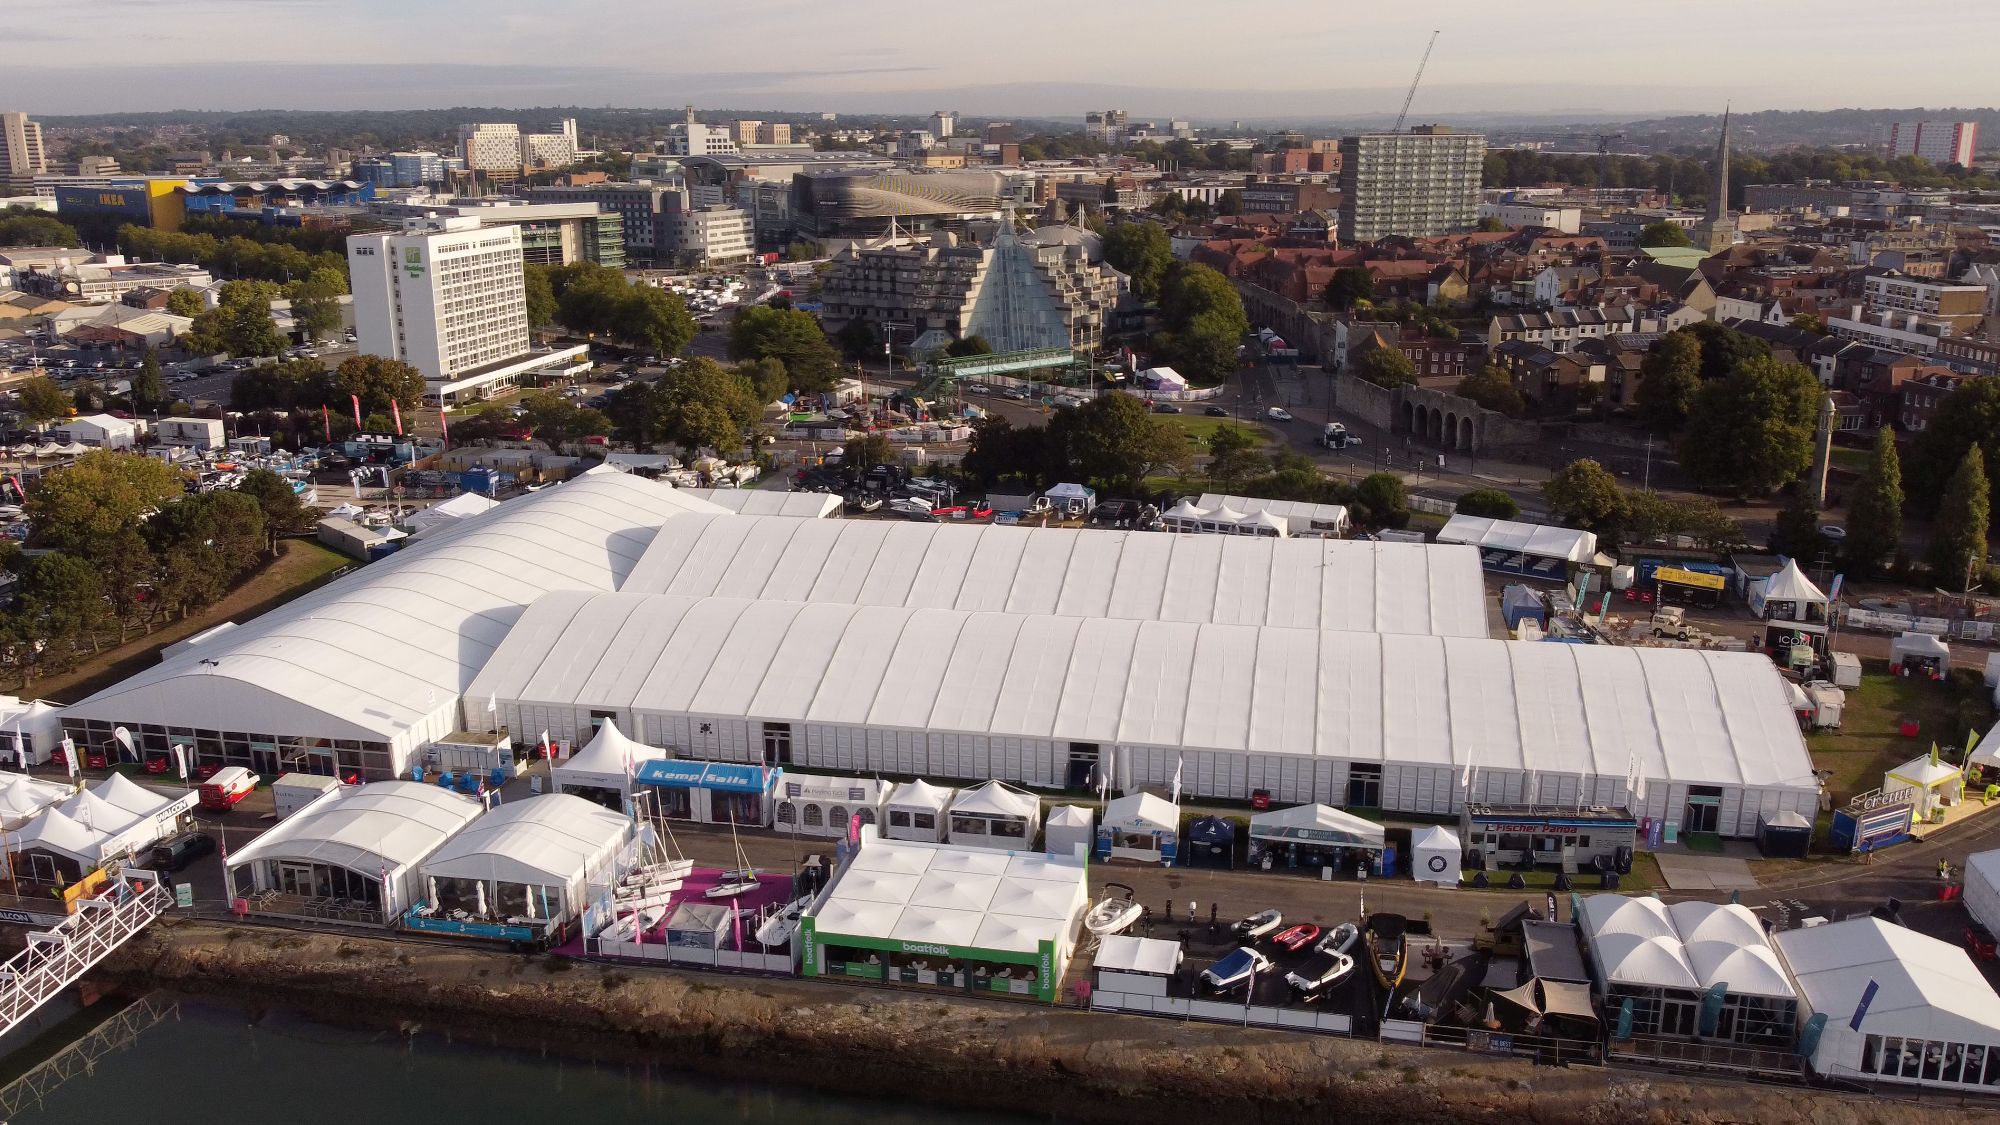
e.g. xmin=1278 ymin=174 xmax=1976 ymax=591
xmin=1849 ymin=979 xmax=1880 ymax=1031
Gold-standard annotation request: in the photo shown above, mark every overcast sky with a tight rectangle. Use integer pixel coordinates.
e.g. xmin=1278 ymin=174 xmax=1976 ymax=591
xmin=3 ymin=0 xmax=1995 ymax=117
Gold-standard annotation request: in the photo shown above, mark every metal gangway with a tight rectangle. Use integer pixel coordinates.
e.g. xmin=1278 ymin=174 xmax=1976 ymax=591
xmin=0 ymin=870 xmax=168 ymax=1040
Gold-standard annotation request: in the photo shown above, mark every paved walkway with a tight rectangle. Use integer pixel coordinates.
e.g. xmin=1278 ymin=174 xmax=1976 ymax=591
xmin=1651 ymin=853 xmax=1760 ymax=892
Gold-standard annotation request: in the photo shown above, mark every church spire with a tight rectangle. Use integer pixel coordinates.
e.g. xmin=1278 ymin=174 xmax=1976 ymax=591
xmin=1702 ymin=106 xmax=1735 ymax=253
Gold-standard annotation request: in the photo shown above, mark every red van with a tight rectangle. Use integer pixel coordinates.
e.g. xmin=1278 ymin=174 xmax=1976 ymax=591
xmin=198 ymin=766 xmax=259 ymax=810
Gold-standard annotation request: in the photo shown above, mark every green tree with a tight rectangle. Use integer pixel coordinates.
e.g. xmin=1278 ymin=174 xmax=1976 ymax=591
xmin=289 ymin=279 xmax=343 ymax=342
xmin=1542 ymin=459 xmax=1628 ymax=540
xmin=655 ymin=357 xmax=762 ymax=456
xmin=165 ymin=288 xmax=206 ymax=319
xmin=960 ymin=416 xmax=1048 ymax=488
xmin=332 ymin=355 xmax=424 ymax=417
xmin=129 ymin=352 xmax=169 ymax=416
xmin=736 ymin=357 xmax=789 ymax=406
xmin=1351 ymin=346 xmax=1417 ymax=389
xmin=188 ymin=297 xmax=285 ymax=357
xmin=1049 ymin=393 xmax=1189 ymax=491
xmin=1455 ymin=488 xmax=1520 ymax=519
xmin=522 ymin=264 xmax=559 ymax=331
xmin=1455 ymin=366 xmax=1525 ymax=416
xmin=1844 ymin=426 xmax=1903 ymax=577
xmin=1324 ymin=267 xmax=1374 ymax=310
xmin=1677 ymin=357 xmax=1821 ymax=495
xmin=944 ymin=335 xmax=993 ymax=358
xmin=1354 ymin=472 xmax=1409 ymax=529
xmin=602 ymin=382 xmax=662 ymax=451
xmin=11 ymin=551 xmax=109 ymax=668
xmin=728 ymin=305 xmax=841 ymax=393
xmin=1155 ymin=262 xmax=1250 ymax=384
xmin=28 ymin=450 xmax=184 ymax=560
xmin=1102 ymin=221 xmax=1173 ymax=301
xmin=1204 ymin=424 xmax=1264 ymax=491
xmin=230 ymin=357 xmax=330 ymax=412
xmin=615 ymin=285 xmax=697 ymax=358
xmin=835 ymin=318 xmax=880 ymax=363
xmin=840 ymin=433 xmax=896 ymax=476
xmin=1474 ymin=216 xmax=1509 ymax=233
xmin=1638 ymin=221 xmax=1693 ymax=248
xmin=514 ymin=391 xmax=607 ymax=450
xmin=1770 ymin=488 xmax=1825 ymax=561
xmin=1680 ymin=321 xmax=1772 ymax=383
xmin=1788 ymin=313 xmax=1827 ymax=336
xmin=0 ymin=213 xmax=80 ymax=248
xmin=1907 ymin=377 xmax=2000 ymax=523
xmin=236 ymin=467 xmax=313 ymax=553
xmin=14 ymin=375 xmax=71 ymax=426
xmin=1635 ymin=331 xmax=1703 ymax=432
xmin=1928 ymin=446 xmax=1990 ymax=587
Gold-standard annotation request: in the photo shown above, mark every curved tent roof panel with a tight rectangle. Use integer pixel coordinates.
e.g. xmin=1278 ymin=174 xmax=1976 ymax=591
xmin=1438 ymin=514 xmax=1597 ymax=563
xmin=1593 ymin=932 xmax=1701 ymax=989
xmin=420 ymin=794 xmax=631 ymax=890
xmin=1685 ymin=942 xmax=1794 ymax=999
xmin=229 ymin=781 xmax=481 ymax=876
xmin=1581 ymin=894 xmax=1678 ymax=942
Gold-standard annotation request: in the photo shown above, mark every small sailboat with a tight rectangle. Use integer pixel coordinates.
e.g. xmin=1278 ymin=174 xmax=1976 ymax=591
xmin=1364 ymin=912 xmax=1409 ymax=991
xmin=754 ymin=894 xmax=811 ymax=947
xmin=1082 ymin=882 xmax=1143 ymax=937
xmin=704 ymin=814 xmax=760 ymax=899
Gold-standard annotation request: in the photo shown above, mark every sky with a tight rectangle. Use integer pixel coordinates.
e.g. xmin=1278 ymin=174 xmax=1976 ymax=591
xmin=3 ymin=0 xmax=1997 ymax=118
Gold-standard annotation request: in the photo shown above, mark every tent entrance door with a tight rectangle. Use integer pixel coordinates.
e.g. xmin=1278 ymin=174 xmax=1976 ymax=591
xmin=1066 ymin=743 xmax=1099 ymax=789
xmin=1683 ymin=787 xmax=1723 ymax=835
xmin=250 ymin=742 xmax=280 ymax=777
xmin=276 ymin=862 xmax=316 ymax=897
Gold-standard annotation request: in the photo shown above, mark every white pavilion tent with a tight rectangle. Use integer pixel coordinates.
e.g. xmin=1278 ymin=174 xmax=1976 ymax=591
xmin=552 ymin=719 xmax=667 ymax=811
xmin=416 ymin=793 xmax=633 ymax=931
xmin=10 ymin=807 xmax=103 ymax=882
xmin=225 ymin=781 xmax=483 ymax=923
xmin=1747 ymin=559 xmax=1828 ymax=621
xmin=947 ymin=781 xmax=1042 ymax=851
xmin=404 ymin=491 xmax=500 ymax=540
xmin=1043 ymin=805 xmax=1094 ymax=860
xmin=1096 ymin=792 xmax=1178 ymax=863
xmin=1886 ymin=751 xmax=1963 ymax=819
xmin=0 ymin=773 xmax=75 ymax=829
xmin=1411 ymin=825 xmax=1462 ymax=887
xmin=773 ymin=773 xmax=893 ymax=840
xmin=883 ymin=780 xmax=955 ymax=842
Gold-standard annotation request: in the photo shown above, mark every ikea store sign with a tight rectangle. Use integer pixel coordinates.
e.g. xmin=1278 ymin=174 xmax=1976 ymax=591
xmin=53 ymin=186 xmax=154 ymax=218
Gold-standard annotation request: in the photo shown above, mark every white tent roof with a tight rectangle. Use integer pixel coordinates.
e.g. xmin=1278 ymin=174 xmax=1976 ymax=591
xmin=471 ymin=591 xmax=1818 ymax=795
xmin=887 ymin=779 xmax=954 ymax=813
xmin=1412 ymin=824 xmax=1461 ymax=852
xmin=1592 ymin=932 xmax=1701 ymax=989
xmin=1139 ymin=366 xmax=1187 ymax=386
xmin=1208 ymin=504 xmax=1246 ymax=524
xmin=13 ymin=807 xmax=101 ymax=864
xmin=807 ymin=831 xmax=1089 ymax=956
xmin=90 ymin=772 xmax=176 ymax=820
xmin=1248 ymin=803 xmax=1386 ymax=848
xmin=1666 ymin=901 xmax=1766 ymax=948
xmin=675 ymin=488 xmax=842 ymax=519
xmin=1685 ymin=942 xmax=1794 ymax=999
xmin=1195 ymin=494 xmax=1349 ymax=530
xmin=59 ymin=788 xmax=141 ymax=836
xmin=1887 ymin=753 xmax=1961 ymax=788
xmin=616 ymin=511 xmax=1488 ymax=638
xmin=1776 ymin=916 xmax=2000 ymax=1043
xmin=419 ymin=793 xmax=630 ymax=889
xmin=1161 ymin=499 xmax=1209 ymax=521
xmin=405 ymin=492 xmax=500 ymax=539
xmin=0 ymin=774 xmax=73 ymax=820
xmin=64 ymin=471 xmax=730 ymax=743
xmin=554 ymin=719 xmax=667 ymax=786
xmin=1438 ymin=514 xmax=1598 ymax=564
xmin=1101 ymin=792 xmax=1177 ymax=833
xmin=1095 ymin=934 xmax=1181 ymax=975
xmin=1581 ymin=894 xmax=1677 ymax=942
xmin=1892 ymin=631 xmax=1950 ymax=658
xmin=1045 ymin=804 xmax=1094 ymax=830
xmin=1760 ymin=559 xmax=1826 ymax=604
xmin=228 ymin=781 xmax=481 ymax=876
xmin=1972 ymin=722 xmax=2000 ymax=769
xmin=950 ymin=781 xmax=1039 ymax=820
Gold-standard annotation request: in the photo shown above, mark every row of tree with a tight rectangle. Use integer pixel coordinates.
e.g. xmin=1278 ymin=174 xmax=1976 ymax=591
xmin=229 ymin=353 xmax=426 ymax=416
xmin=528 ymin=262 xmax=697 ymax=358
xmin=0 ymin=211 xmax=79 ymax=248
xmin=1 ymin=452 xmax=313 ymax=686
xmin=116 ymin=223 xmax=349 ymax=289
xmin=1632 ymin=324 xmax=1825 ymax=496
xmin=1202 ymin=425 xmax=1413 ymax=529
xmin=1541 ymin=459 xmax=1747 ymax=551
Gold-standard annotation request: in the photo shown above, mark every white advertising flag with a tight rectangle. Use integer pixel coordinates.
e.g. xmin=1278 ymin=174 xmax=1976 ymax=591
xmin=173 ymin=743 xmax=188 ymax=781
xmin=1170 ymin=755 xmax=1184 ymax=806
xmin=61 ymin=736 xmax=77 ymax=779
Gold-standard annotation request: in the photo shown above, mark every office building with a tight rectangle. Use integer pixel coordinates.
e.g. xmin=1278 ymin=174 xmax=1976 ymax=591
xmin=367 ymin=198 xmax=624 ymax=268
xmin=755 ymin=122 xmax=792 ymax=146
xmin=458 ymin=123 xmax=523 ymax=172
xmin=929 ymin=111 xmax=957 ymax=139
xmin=663 ymin=109 xmax=739 ymax=158
xmin=520 ymin=130 xmax=577 ymax=170
xmin=521 ymin=181 xmax=685 ymax=261
xmin=661 ymin=206 xmax=755 ymax=268
xmin=729 ymin=120 xmax=764 ymax=145
xmin=789 ymin=169 xmax=1005 ymax=251
xmin=346 ymin=216 xmax=586 ymax=404
xmin=1085 ymin=110 xmax=1129 ymax=146
xmin=1888 ymin=121 xmax=1978 ymax=168
xmin=0 ymin=112 xmax=47 ymax=189
xmin=1336 ymin=126 xmax=1484 ymax=242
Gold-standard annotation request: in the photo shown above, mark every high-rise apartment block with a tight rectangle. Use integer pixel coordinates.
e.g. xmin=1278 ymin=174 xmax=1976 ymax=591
xmin=1888 ymin=121 xmax=1978 ymax=168
xmin=0 ymin=112 xmax=48 ymax=188
xmin=1085 ymin=110 xmax=1129 ymax=146
xmin=664 ymin=109 xmax=739 ymax=158
xmin=347 ymin=216 xmax=584 ymax=404
xmin=754 ymin=122 xmax=792 ymax=146
xmin=458 ymin=123 xmax=524 ymax=171
xmin=1336 ymin=126 xmax=1485 ymax=243
xmin=929 ymin=111 xmax=957 ymax=139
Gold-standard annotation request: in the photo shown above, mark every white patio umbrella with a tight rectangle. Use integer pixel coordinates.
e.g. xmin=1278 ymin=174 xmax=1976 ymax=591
xmin=474 ymin=881 xmax=489 ymax=918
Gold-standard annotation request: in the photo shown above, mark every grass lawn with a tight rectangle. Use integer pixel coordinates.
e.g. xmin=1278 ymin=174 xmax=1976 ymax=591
xmin=1159 ymin=414 xmax=1272 ymax=447
xmin=1806 ymin=662 xmax=1991 ymax=806
xmin=1828 ymin=446 xmax=1871 ymax=473
xmin=29 ymin=539 xmax=351 ymax=705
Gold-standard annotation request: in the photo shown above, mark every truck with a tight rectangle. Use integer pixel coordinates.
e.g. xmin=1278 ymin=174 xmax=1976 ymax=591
xmin=1319 ymin=422 xmax=1360 ymax=450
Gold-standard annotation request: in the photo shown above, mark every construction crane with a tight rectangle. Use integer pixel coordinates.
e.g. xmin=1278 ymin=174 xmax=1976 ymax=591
xmin=1392 ymin=30 xmax=1442 ymax=133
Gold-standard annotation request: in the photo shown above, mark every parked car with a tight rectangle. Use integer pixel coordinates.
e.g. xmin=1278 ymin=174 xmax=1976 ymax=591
xmin=1200 ymin=947 xmax=1272 ymax=994
xmin=1232 ymin=908 xmax=1284 ymax=942
xmin=1274 ymin=923 xmax=1322 ymax=952
xmin=1266 ymin=406 xmax=1294 ymax=422
xmin=1000 ymin=388 xmax=1029 ymax=401
xmin=1151 ymin=402 xmax=1182 ymax=413
xmin=1204 ymin=405 xmax=1230 ymax=416
xmin=965 ymin=384 xmax=991 ymax=396
xmin=149 ymin=832 xmax=215 ymax=873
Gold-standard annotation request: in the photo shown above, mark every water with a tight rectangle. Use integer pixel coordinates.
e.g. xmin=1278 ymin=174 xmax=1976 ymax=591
xmin=9 ymin=999 xmax=1048 ymax=1125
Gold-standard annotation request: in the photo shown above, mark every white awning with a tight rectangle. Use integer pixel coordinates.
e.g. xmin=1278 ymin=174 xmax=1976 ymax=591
xmin=1101 ymin=792 xmax=1177 ymax=834
xmin=1095 ymin=934 xmax=1182 ymax=975
xmin=949 ymin=781 xmax=1039 ymax=820
xmin=1248 ymin=804 xmax=1385 ymax=848
xmin=420 ymin=793 xmax=631 ymax=890
xmin=1438 ymin=514 xmax=1597 ymax=563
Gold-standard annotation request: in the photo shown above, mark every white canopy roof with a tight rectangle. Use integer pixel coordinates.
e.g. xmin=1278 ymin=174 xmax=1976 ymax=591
xmin=1776 ymin=916 xmax=2000 ymax=1043
xmin=90 ymin=772 xmax=177 ymax=820
xmin=472 ymin=591 xmax=1817 ymax=794
xmin=228 ymin=781 xmax=481 ymax=876
xmin=1582 ymin=894 xmax=1678 ymax=942
xmin=1161 ymin=499 xmax=1209 ymax=522
xmin=1586 ymin=895 xmax=1790 ymax=995
xmin=1195 ymin=494 xmax=1349 ymax=531
xmin=950 ymin=781 xmax=1039 ymax=820
xmin=59 ymin=788 xmax=141 ymax=836
xmin=554 ymin=719 xmax=667 ymax=787
xmin=1095 ymin=934 xmax=1182 ymax=975
xmin=887 ymin=779 xmax=954 ymax=813
xmin=617 ymin=512 xmax=1488 ymax=638
xmin=1666 ymin=900 xmax=1766 ymax=948
xmin=1208 ymin=504 xmax=1246 ymax=524
xmin=13 ymin=807 xmax=101 ymax=864
xmin=1761 ymin=559 xmax=1826 ymax=604
xmin=1102 ymin=792 xmax=1177 ymax=834
xmin=807 ymin=831 xmax=1089 ymax=956
xmin=1892 ymin=631 xmax=1950 ymax=659
xmin=0 ymin=774 xmax=73 ymax=821
xmin=675 ymin=488 xmax=842 ymax=519
xmin=419 ymin=793 xmax=630 ymax=889
xmin=1412 ymin=824 xmax=1461 ymax=853
xmin=1972 ymin=722 xmax=2000 ymax=770
xmin=1593 ymin=932 xmax=1701 ymax=989
xmin=1685 ymin=942 xmax=1794 ymax=999
xmin=1888 ymin=753 xmax=1961 ymax=788
xmin=1045 ymin=804 xmax=1094 ymax=830
xmin=404 ymin=492 xmax=500 ymax=539
xmin=1248 ymin=803 xmax=1386 ymax=848
xmin=63 ymin=471 xmax=730 ymax=743
xmin=1439 ymin=514 xmax=1598 ymax=564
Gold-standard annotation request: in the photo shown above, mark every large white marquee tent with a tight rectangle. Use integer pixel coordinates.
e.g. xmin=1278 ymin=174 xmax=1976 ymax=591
xmin=464 ymin=590 xmax=1819 ymax=835
xmin=416 ymin=793 xmax=633 ymax=930
xmin=225 ymin=781 xmax=482 ymax=920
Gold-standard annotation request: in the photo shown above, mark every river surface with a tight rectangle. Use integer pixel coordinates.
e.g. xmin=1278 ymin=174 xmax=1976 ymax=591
xmin=9 ymin=998 xmax=1051 ymax=1125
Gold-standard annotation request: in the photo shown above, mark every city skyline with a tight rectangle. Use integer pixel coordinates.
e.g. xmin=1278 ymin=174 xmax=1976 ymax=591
xmin=2 ymin=0 xmax=1996 ymax=116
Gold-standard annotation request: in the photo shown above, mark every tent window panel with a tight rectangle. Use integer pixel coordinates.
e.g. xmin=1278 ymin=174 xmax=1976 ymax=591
xmin=1862 ymin=1035 xmax=1882 ymax=1074
xmin=777 ymin=801 xmax=796 ymax=825
xmin=913 ymin=812 xmax=935 ymax=831
xmin=803 ymin=803 xmax=824 ymax=827
xmin=889 ymin=810 xmax=911 ymax=828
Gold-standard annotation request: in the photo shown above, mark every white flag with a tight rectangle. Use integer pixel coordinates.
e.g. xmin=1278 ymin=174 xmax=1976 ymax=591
xmin=487 ymin=693 xmax=498 ymax=714
xmin=1170 ymin=755 xmax=1183 ymax=805
xmin=173 ymin=743 xmax=188 ymax=781
xmin=539 ymin=730 xmax=550 ymax=757
xmin=61 ymin=736 xmax=77 ymax=779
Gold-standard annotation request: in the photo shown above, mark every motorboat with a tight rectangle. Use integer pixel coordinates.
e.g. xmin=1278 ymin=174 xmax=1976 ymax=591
xmin=1199 ymin=946 xmax=1270 ymax=994
xmin=1365 ymin=913 xmax=1409 ymax=990
xmin=1400 ymin=951 xmax=1491 ymax=1022
xmin=1231 ymin=908 xmax=1284 ymax=942
xmin=889 ymin=496 xmax=936 ymax=519
xmin=1284 ymin=950 xmax=1356 ymax=1000
xmin=754 ymin=894 xmax=812 ymax=947
xmin=1083 ymin=882 xmax=1143 ymax=937
xmin=1319 ymin=921 xmax=1360 ymax=957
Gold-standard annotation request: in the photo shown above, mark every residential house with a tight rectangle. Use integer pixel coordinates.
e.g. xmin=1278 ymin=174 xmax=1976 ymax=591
xmin=1935 ymin=335 xmax=2000 ymax=377
xmin=1533 ymin=265 xmax=1600 ymax=306
xmin=1632 ymin=261 xmax=1718 ymax=319
xmin=1489 ymin=339 xmax=1606 ymax=406
xmin=1347 ymin=324 xmax=1469 ymax=386
xmin=1900 ymin=368 xmax=1972 ymax=432
xmin=1721 ymin=319 xmax=1823 ymax=368
xmin=1485 ymin=305 xmax=1696 ymax=353
xmin=1573 ymin=335 xmax=1650 ymax=410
